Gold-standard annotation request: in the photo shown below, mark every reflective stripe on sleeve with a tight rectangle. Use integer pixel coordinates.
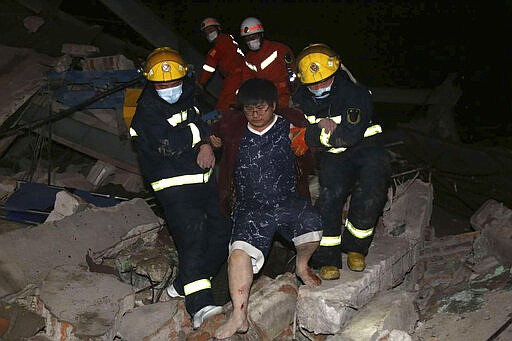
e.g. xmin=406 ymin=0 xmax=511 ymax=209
xmin=260 ymin=50 xmax=278 ymax=70
xmin=364 ymin=124 xmax=382 ymax=137
xmin=305 ymin=114 xmax=342 ymax=124
xmin=129 ymin=127 xmax=138 ymax=137
xmin=202 ymin=64 xmax=216 ymax=73
xmin=327 ymin=147 xmax=347 ymax=154
xmin=245 ymin=61 xmax=257 ymax=72
xmin=319 ymin=235 xmax=342 ymax=247
xmin=320 ymin=128 xmax=332 ymax=147
xmin=345 ymin=219 xmax=374 ymax=239
xmin=188 ymin=123 xmax=201 ymax=147
xmin=167 ymin=111 xmax=188 ymax=127
xmin=183 ymin=278 xmax=211 ymax=296
xmin=151 ymin=169 xmax=213 ymax=191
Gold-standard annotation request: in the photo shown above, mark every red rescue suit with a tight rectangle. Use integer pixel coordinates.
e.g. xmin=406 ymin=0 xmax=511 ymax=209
xmin=242 ymin=40 xmax=294 ymax=108
xmin=199 ymin=33 xmax=245 ymax=112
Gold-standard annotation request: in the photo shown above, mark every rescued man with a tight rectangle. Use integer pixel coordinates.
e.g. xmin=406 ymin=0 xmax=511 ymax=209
xmin=214 ymin=78 xmax=323 ymax=339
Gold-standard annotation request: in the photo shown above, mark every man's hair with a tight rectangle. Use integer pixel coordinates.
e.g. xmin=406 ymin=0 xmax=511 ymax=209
xmin=237 ymin=78 xmax=277 ymax=106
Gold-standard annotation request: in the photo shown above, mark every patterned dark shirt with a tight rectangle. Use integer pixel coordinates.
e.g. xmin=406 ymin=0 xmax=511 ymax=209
xmin=235 ymin=116 xmax=296 ymax=207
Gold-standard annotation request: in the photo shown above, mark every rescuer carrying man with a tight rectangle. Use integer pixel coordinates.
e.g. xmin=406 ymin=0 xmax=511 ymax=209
xmin=129 ymin=47 xmax=231 ymax=329
xmin=292 ymin=43 xmax=391 ymax=279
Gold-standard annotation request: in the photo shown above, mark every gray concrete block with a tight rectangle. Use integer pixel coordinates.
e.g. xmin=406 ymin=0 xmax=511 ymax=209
xmin=297 ymin=235 xmax=420 ymax=335
xmin=0 ymin=198 xmax=162 ymax=297
xmin=331 ymin=290 xmax=418 ymax=341
xmin=382 ymin=179 xmax=433 ymax=243
xmin=36 ymin=265 xmax=134 ymax=340
xmin=470 ymin=200 xmax=512 ymax=267
xmin=117 ymin=300 xmax=191 ymax=340
xmin=246 ymin=272 xmax=299 ymax=340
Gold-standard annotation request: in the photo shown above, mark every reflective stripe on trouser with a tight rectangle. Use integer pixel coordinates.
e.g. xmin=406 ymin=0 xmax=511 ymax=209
xmin=313 ymin=146 xmax=390 ymax=261
xmin=155 ymin=183 xmax=232 ymax=315
xmin=184 ymin=278 xmax=211 ymax=296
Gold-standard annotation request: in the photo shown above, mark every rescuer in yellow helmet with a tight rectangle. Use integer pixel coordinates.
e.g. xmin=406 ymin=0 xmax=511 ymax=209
xmin=292 ymin=43 xmax=391 ymax=278
xmin=130 ymin=47 xmax=231 ymax=329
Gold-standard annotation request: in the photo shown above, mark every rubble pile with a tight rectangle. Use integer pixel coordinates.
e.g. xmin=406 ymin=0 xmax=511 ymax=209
xmin=0 ymin=2 xmax=511 ymax=340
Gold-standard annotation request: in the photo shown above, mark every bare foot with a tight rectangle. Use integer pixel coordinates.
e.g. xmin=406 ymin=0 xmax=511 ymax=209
xmin=214 ymin=314 xmax=249 ymax=339
xmin=296 ymin=266 xmax=321 ymax=288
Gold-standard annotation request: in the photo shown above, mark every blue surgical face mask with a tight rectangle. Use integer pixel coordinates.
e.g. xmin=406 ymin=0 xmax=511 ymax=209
xmin=308 ymin=83 xmax=332 ymax=98
xmin=156 ymin=83 xmax=183 ymax=104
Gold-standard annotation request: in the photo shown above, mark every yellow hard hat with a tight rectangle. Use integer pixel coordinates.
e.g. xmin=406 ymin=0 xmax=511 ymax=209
xmin=296 ymin=43 xmax=340 ymax=85
xmin=143 ymin=47 xmax=188 ymax=82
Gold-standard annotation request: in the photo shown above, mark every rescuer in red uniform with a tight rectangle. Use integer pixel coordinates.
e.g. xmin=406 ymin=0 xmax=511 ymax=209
xmin=239 ymin=17 xmax=295 ymax=108
xmin=199 ymin=17 xmax=246 ymax=112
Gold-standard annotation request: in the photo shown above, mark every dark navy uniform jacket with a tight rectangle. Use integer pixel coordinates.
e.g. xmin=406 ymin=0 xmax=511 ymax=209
xmin=130 ymin=78 xmax=212 ymax=191
xmin=292 ymin=70 xmax=382 ymax=153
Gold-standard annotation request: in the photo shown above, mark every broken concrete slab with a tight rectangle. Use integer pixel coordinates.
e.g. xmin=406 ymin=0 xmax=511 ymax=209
xmin=297 ymin=235 xmax=419 ymax=335
xmin=23 ymin=16 xmax=45 ymax=33
xmin=245 ymin=272 xmax=298 ymax=340
xmin=413 ymin=288 xmax=512 ymax=341
xmin=34 ymin=265 xmax=134 ymax=340
xmin=117 ymin=300 xmax=191 ymax=340
xmin=81 ymin=54 xmax=136 ymax=71
xmin=0 ymin=301 xmax=45 ymax=340
xmin=382 ymin=178 xmax=433 ymax=242
xmin=0 ymin=45 xmax=56 ymax=127
xmin=331 ymin=290 xmax=417 ymax=341
xmin=0 ymin=198 xmax=162 ymax=298
xmin=470 ymin=200 xmax=512 ymax=267
xmin=61 ymin=43 xmax=100 ymax=57
xmin=186 ymin=273 xmax=299 ymax=340
xmin=297 ymin=177 xmax=431 ymax=335
xmin=45 ymin=190 xmax=91 ymax=223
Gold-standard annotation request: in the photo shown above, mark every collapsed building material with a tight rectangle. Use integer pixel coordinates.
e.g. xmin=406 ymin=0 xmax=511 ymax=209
xmin=297 ymin=178 xmax=432 ymax=335
xmin=35 ymin=265 xmax=134 ymax=340
xmin=470 ymin=199 xmax=512 ymax=267
xmin=332 ymin=290 xmax=417 ymax=341
xmin=0 ymin=301 xmax=45 ymax=340
xmin=0 ymin=198 xmax=163 ymax=298
xmin=117 ymin=300 xmax=192 ymax=340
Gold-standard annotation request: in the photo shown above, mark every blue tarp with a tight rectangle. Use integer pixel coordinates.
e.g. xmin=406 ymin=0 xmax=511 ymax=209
xmin=2 ymin=182 xmax=124 ymax=224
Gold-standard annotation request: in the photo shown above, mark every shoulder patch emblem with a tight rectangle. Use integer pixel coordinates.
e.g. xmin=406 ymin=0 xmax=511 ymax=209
xmin=346 ymin=108 xmax=361 ymax=125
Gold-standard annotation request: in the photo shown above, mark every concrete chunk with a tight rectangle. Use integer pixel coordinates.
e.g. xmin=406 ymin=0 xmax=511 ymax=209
xmin=117 ymin=300 xmax=191 ymax=340
xmin=470 ymin=200 xmax=512 ymax=266
xmin=382 ymin=179 xmax=433 ymax=242
xmin=36 ymin=265 xmax=134 ymax=340
xmin=45 ymin=190 xmax=91 ymax=223
xmin=332 ymin=290 xmax=418 ymax=341
xmin=297 ymin=235 xmax=419 ymax=335
xmin=0 ymin=198 xmax=162 ymax=297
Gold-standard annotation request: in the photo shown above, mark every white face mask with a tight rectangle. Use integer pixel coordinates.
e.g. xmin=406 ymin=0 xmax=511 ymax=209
xmin=156 ymin=84 xmax=183 ymax=104
xmin=247 ymin=39 xmax=261 ymax=51
xmin=206 ymin=31 xmax=218 ymax=42
xmin=308 ymin=83 xmax=332 ymax=99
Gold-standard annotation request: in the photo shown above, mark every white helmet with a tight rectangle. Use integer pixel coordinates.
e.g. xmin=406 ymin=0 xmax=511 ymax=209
xmin=200 ymin=17 xmax=220 ymax=31
xmin=240 ymin=17 xmax=264 ymax=37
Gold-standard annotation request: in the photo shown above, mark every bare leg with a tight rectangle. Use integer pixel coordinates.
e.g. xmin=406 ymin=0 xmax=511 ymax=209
xmin=295 ymin=241 xmax=322 ymax=288
xmin=214 ymin=249 xmax=252 ymax=339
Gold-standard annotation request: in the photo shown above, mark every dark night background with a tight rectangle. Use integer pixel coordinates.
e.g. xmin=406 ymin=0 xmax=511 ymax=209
xmin=56 ymin=0 xmax=511 ymax=145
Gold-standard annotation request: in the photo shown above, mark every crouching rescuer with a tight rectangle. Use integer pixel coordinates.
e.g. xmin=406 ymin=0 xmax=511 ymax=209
xmin=292 ymin=43 xmax=391 ymax=277
xmin=129 ymin=47 xmax=231 ymax=329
